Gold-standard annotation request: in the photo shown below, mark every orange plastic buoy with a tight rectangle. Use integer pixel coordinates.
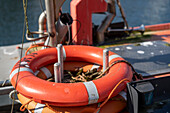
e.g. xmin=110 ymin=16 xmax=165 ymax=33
xmin=10 ymin=45 xmax=133 ymax=106
xmin=18 ymin=92 xmax=127 ymax=113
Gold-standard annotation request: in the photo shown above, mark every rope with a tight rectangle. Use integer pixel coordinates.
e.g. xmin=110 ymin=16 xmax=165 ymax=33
xmin=46 ymin=103 xmax=58 ymax=113
xmin=20 ymin=99 xmax=33 ymax=111
xmin=66 ymin=23 xmax=71 ymax=45
xmin=94 ymin=78 xmax=130 ymax=113
xmin=45 ymin=61 xmax=137 ymax=113
xmin=96 ymin=60 xmax=143 ymax=80
xmin=64 ymin=60 xmax=142 ymax=83
xmin=23 ymin=0 xmax=31 ymax=35
xmin=72 ymin=19 xmax=81 ymax=44
xmin=93 ymin=60 xmax=143 ymax=112
xmin=10 ymin=1 xmax=27 ymax=113
xmin=10 ymin=19 xmax=26 ymax=112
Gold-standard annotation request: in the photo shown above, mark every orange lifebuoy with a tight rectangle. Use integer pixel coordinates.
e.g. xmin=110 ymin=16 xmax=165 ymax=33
xmin=10 ymin=45 xmax=133 ymax=106
xmin=18 ymin=92 xmax=127 ymax=113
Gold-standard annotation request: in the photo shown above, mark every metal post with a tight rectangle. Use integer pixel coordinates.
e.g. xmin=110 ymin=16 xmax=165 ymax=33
xmin=103 ymin=49 xmax=109 ymax=72
xmin=45 ymin=0 xmax=57 ymax=47
xmin=108 ymin=24 xmax=145 ymax=32
xmin=56 ymin=16 xmax=69 ymax=44
xmin=54 ymin=63 xmax=61 ymax=83
xmin=116 ymin=0 xmax=129 ymax=29
xmin=38 ymin=11 xmax=46 ymax=39
xmin=57 ymin=44 xmax=64 ymax=80
xmin=0 ymin=86 xmax=14 ymax=95
xmin=96 ymin=0 xmax=116 ymax=44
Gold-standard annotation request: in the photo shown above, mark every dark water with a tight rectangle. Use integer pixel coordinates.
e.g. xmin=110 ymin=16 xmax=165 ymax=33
xmin=0 ymin=0 xmax=170 ymax=46
xmin=0 ymin=0 xmax=43 ymax=46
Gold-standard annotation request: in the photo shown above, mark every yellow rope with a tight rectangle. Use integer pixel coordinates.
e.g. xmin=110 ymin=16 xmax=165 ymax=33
xmin=23 ymin=0 xmax=31 ymax=35
xmin=20 ymin=99 xmax=33 ymax=111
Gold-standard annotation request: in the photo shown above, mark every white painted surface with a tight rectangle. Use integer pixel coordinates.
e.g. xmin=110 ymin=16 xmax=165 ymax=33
xmin=137 ymin=50 xmax=145 ymax=54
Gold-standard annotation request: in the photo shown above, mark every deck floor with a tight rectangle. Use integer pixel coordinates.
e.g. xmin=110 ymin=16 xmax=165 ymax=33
xmin=0 ymin=43 xmax=30 ymax=81
xmin=108 ymin=40 xmax=170 ymax=76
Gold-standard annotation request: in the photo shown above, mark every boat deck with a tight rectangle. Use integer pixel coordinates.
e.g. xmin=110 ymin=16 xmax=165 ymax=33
xmin=0 ymin=30 xmax=170 ymax=81
xmin=0 ymin=43 xmax=30 ymax=81
xmin=108 ymin=40 xmax=170 ymax=76
xmin=106 ymin=29 xmax=170 ymax=76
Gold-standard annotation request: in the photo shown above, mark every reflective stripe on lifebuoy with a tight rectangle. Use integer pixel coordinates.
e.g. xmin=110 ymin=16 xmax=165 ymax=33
xmin=35 ymin=65 xmax=54 ymax=79
xmin=10 ymin=67 xmax=34 ymax=80
xmin=10 ymin=45 xmax=133 ymax=106
xmin=39 ymin=67 xmax=52 ymax=78
xmin=109 ymin=55 xmax=122 ymax=62
xmin=83 ymin=81 xmax=99 ymax=104
xmin=34 ymin=103 xmax=45 ymax=113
